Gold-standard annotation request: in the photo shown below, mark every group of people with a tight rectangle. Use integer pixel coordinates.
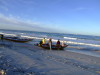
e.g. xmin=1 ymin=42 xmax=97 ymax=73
xmin=39 ymin=38 xmax=52 ymax=46
xmin=39 ymin=37 xmax=65 ymax=49
xmin=40 ymin=38 xmax=61 ymax=45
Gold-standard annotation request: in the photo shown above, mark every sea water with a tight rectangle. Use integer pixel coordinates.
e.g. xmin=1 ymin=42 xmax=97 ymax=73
xmin=0 ymin=29 xmax=100 ymax=57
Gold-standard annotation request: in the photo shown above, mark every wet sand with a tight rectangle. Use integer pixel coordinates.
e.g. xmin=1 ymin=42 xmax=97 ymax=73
xmin=0 ymin=40 xmax=100 ymax=75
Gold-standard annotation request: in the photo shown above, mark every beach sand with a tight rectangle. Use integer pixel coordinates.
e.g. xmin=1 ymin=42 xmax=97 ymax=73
xmin=0 ymin=40 xmax=100 ymax=75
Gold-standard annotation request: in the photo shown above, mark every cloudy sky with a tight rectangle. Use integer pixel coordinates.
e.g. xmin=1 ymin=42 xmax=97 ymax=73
xmin=0 ymin=0 xmax=100 ymax=35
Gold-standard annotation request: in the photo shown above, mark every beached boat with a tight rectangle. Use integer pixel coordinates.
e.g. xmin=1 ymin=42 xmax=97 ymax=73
xmin=35 ymin=44 xmax=68 ymax=50
xmin=4 ymin=37 xmax=33 ymax=43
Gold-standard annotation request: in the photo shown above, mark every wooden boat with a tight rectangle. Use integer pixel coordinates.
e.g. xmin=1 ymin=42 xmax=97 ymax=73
xmin=4 ymin=37 xmax=33 ymax=43
xmin=35 ymin=43 xmax=68 ymax=50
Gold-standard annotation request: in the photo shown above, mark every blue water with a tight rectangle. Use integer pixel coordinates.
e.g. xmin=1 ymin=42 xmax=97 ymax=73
xmin=0 ymin=29 xmax=100 ymax=57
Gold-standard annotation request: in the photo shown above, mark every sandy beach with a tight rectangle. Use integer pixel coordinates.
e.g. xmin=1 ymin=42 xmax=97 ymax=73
xmin=0 ymin=40 xmax=100 ymax=75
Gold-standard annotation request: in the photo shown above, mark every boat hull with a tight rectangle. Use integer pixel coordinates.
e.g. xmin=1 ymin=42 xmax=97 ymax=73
xmin=4 ymin=37 xmax=33 ymax=43
xmin=35 ymin=44 xmax=68 ymax=50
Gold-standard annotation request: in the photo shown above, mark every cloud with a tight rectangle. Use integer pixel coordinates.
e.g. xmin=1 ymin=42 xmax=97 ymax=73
xmin=0 ymin=13 xmax=58 ymax=32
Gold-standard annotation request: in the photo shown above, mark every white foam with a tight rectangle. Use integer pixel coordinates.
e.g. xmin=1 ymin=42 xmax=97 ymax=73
xmin=64 ymin=37 xmax=77 ymax=40
xmin=2 ymin=33 xmax=16 ymax=36
xmin=67 ymin=41 xmax=100 ymax=47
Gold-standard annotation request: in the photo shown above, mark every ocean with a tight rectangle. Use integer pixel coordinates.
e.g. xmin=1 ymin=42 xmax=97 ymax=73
xmin=0 ymin=29 xmax=100 ymax=57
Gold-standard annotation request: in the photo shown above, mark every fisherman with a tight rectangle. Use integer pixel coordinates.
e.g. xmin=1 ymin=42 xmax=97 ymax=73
xmin=42 ymin=37 xmax=46 ymax=44
xmin=62 ymin=41 xmax=65 ymax=47
xmin=48 ymin=38 xmax=52 ymax=50
xmin=56 ymin=39 xmax=61 ymax=49
xmin=0 ymin=34 xmax=4 ymax=42
xmin=56 ymin=39 xmax=60 ymax=45
xmin=0 ymin=34 xmax=4 ymax=39
xmin=0 ymin=70 xmax=6 ymax=75
xmin=39 ymin=40 xmax=43 ymax=46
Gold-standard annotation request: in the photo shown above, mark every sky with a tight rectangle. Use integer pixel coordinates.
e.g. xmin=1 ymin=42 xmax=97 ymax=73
xmin=0 ymin=0 xmax=100 ymax=36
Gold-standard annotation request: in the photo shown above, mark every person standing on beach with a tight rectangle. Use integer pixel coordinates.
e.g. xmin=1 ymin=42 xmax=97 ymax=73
xmin=48 ymin=38 xmax=52 ymax=50
xmin=42 ymin=37 xmax=46 ymax=44
xmin=62 ymin=41 xmax=65 ymax=47
xmin=0 ymin=70 xmax=5 ymax=75
xmin=39 ymin=40 xmax=43 ymax=46
xmin=56 ymin=39 xmax=61 ymax=49
xmin=0 ymin=34 xmax=4 ymax=42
